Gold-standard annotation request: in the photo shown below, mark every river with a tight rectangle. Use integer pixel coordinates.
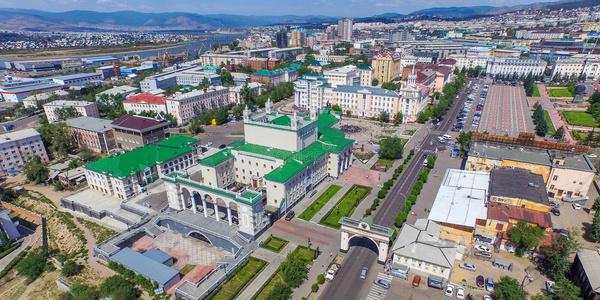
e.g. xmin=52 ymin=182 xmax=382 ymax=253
xmin=0 ymin=33 xmax=244 ymax=64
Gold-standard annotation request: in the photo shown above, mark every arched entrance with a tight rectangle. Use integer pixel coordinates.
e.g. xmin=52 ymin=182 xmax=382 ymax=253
xmin=348 ymin=235 xmax=380 ymax=257
xmin=228 ymin=202 xmax=239 ymax=226
xmin=215 ymin=198 xmax=227 ymax=222
xmin=340 ymin=217 xmax=394 ymax=263
xmin=188 ymin=231 xmax=211 ymax=244
xmin=192 ymin=191 xmax=202 ymax=214
xmin=182 ymin=188 xmax=192 ymax=209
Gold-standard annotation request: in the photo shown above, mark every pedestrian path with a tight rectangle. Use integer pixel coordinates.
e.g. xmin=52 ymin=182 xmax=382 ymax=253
xmin=366 ymin=273 xmax=393 ymax=300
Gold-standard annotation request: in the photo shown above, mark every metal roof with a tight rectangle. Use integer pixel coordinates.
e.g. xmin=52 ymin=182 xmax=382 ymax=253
xmin=111 ymin=247 xmax=179 ymax=284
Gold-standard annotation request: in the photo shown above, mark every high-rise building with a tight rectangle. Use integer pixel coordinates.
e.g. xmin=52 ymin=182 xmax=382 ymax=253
xmin=275 ymin=30 xmax=288 ymax=48
xmin=290 ymin=27 xmax=307 ymax=47
xmin=337 ymin=18 xmax=353 ymax=41
xmin=372 ymin=51 xmax=402 ymax=83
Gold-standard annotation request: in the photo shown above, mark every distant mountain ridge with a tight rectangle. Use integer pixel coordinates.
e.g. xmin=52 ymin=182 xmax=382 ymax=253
xmin=0 ymin=0 xmax=596 ymax=31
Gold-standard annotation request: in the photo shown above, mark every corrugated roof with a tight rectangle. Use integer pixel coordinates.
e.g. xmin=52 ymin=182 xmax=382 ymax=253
xmin=123 ymin=93 xmax=167 ymax=104
xmin=487 ymin=202 xmax=553 ymax=228
xmin=111 ymin=247 xmax=179 ymax=284
xmin=111 ymin=115 xmax=167 ymax=131
xmin=143 ymin=248 xmax=172 ymax=264
xmin=576 ymin=248 xmax=600 ymax=293
xmin=65 ymin=116 xmax=113 ymax=133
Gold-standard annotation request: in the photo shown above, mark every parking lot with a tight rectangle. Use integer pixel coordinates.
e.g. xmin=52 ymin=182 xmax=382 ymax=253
xmin=478 ymin=82 xmax=534 ymax=137
xmin=452 ymin=80 xmax=485 ymax=134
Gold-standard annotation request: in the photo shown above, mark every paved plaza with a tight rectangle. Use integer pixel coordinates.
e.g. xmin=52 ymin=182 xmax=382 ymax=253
xmin=479 ymin=84 xmax=533 ymax=137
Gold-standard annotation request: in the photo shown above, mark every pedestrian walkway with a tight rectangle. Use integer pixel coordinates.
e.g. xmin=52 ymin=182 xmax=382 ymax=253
xmin=308 ymin=182 xmax=353 ymax=223
xmin=537 ymin=83 xmax=575 ymax=143
xmin=366 ymin=273 xmax=393 ymax=300
xmin=237 ymin=244 xmax=295 ymax=300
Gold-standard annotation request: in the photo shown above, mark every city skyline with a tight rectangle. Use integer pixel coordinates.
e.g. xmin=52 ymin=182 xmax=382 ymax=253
xmin=0 ymin=0 xmax=559 ymax=17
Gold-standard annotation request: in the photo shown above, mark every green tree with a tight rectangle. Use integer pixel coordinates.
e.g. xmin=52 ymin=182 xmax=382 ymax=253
xmin=589 ymin=90 xmax=600 ymax=105
xmin=331 ymin=104 xmax=342 ymax=112
xmin=25 ymin=155 xmax=49 ymax=184
xmin=231 ymin=103 xmax=245 ymax=117
xmin=393 ymin=112 xmax=403 ymax=125
xmin=454 ymin=67 xmax=460 ymax=75
xmin=240 ymin=83 xmax=256 ymax=106
xmin=593 ymin=196 xmax=600 ymax=211
xmin=494 ymin=276 xmax=528 ymax=300
xmin=99 ymin=275 xmax=138 ymax=300
xmin=214 ymin=107 xmax=230 ymax=125
xmin=266 ymin=282 xmax=292 ymax=300
xmin=189 ymin=117 xmax=205 ymax=134
xmin=379 ymin=111 xmax=390 ymax=123
xmin=553 ymin=278 xmax=582 ymax=300
xmin=381 ymin=82 xmax=400 ymax=91
xmin=200 ymin=78 xmax=211 ymax=89
xmin=220 ymin=69 xmax=234 ymax=86
xmin=554 ymin=126 xmax=566 ymax=140
xmin=544 ymin=228 xmax=581 ymax=280
xmin=18 ymin=246 xmax=51 ymax=284
xmin=281 ymin=252 xmax=308 ymax=288
xmin=379 ymin=137 xmax=404 ymax=160
xmin=61 ymin=260 xmax=80 ymax=277
xmin=509 ymin=221 xmax=545 ymax=256
xmin=591 ymin=210 xmax=600 ymax=243
xmin=346 ymin=110 xmax=352 ymax=117
xmin=530 ymin=294 xmax=552 ymax=300
xmin=39 ymin=122 xmax=71 ymax=158
xmin=66 ymin=283 xmax=100 ymax=300
xmin=371 ymin=78 xmax=379 ymax=86
xmin=456 ymin=131 xmax=473 ymax=153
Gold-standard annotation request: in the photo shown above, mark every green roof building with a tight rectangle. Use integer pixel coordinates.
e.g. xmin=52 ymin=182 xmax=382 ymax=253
xmin=84 ymin=135 xmax=200 ymax=200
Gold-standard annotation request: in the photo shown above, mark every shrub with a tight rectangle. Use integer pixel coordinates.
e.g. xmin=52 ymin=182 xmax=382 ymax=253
xmin=408 ymin=195 xmax=417 ymax=204
xmin=373 ymin=199 xmax=380 ymax=206
xmin=365 ymin=209 xmax=372 ymax=216
xmin=61 ymin=260 xmax=80 ymax=277
xmin=392 ymin=173 xmax=399 ymax=180
xmin=317 ymin=274 xmax=325 ymax=284
xmin=377 ymin=190 xmax=387 ymax=199
xmin=311 ymin=283 xmax=319 ymax=293
xmin=370 ymin=203 xmax=377 ymax=211
xmin=395 ymin=212 xmax=408 ymax=227
xmin=410 ymin=149 xmax=415 ymax=156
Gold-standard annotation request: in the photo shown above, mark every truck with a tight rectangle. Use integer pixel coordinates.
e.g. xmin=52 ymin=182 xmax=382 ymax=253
xmin=325 ymin=263 xmax=340 ymax=281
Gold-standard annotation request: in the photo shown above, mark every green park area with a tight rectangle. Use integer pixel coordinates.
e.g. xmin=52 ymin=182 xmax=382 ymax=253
xmin=548 ymin=89 xmax=573 ymax=98
xmin=370 ymin=158 xmax=395 ymax=172
xmin=207 ymin=257 xmax=267 ymax=300
xmin=252 ymin=246 xmax=319 ymax=300
xmin=562 ymin=111 xmax=599 ymax=127
xmin=543 ymin=110 xmax=555 ymax=135
xmin=319 ymin=184 xmax=371 ymax=228
xmin=260 ymin=236 xmax=289 ymax=253
xmin=533 ymin=84 xmax=541 ymax=97
xmin=298 ymin=185 xmax=342 ymax=221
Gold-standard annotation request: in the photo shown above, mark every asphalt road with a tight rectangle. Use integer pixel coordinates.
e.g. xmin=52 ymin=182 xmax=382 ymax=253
xmin=0 ymin=110 xmax=44 ymax=133
xmin=319 ymin=80 xmax=473 ymax=300
xmin=0 ymin=226 xmax=37 ymax=271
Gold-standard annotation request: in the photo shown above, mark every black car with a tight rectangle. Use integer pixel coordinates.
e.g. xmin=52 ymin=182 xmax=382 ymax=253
xmin=476 ymin=275 xmax=485 ymax=288
xmin=551 ymin=208 xmax=561 ymax=216
xmin=219 ymin=144 xmax=227 ymax=149
xmin=423 ymin=154 xmax=428 ymax=159
xmin=285 ymin=211 xmax=295 ymax=221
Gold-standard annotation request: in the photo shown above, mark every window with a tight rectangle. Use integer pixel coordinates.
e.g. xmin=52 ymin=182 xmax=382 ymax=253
xmin=550 ymin=185 xmax=555 ymax=190
xmin=553 ymin=175 xmax=558 ymax=181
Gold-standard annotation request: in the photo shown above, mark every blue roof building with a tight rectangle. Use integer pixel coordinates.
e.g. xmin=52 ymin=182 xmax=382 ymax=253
xmin=111 ymin=247 xmax=180 ymax=290
xmin=143 ymin=248 xmax=174 ymax=266
xmin=0 ymin=209 xmax=21 ymax=241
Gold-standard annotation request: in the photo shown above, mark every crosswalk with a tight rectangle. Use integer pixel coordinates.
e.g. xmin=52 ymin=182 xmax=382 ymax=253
xmin=366 ymin=273 xmax=393 ymax=300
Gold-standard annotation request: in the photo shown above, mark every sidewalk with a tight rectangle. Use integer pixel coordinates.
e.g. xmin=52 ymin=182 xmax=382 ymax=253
xmin=536 ymin=83 xmax=575 ymax=143
xmin=308 ymin=181 xmax=353 ymax=223
xmin=237 ymin=243 xmax=296 ymax=299
xmin=292 ymin=250 xmax=337 ymax=300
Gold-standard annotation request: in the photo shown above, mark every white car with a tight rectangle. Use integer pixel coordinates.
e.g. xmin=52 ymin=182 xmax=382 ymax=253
xmin=456 ymin=287 xmax=465 ymax=299
xmin=445 ymin=284 xmax=455 ymax=297
xmin=474 ymin=244 xmax=491 ymax=253
xmin=573 ymin=203 xmax=582 ymax=210
xmin=588 ymin=154 xmax=597 ymax=158
xmin=325 ymin=269 xmax=336 ymax=281
xmin=483 ymin=296 xmax=492 ymax=300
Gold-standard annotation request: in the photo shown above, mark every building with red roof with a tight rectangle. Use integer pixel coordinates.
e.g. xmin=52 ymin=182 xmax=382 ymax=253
xmin=123 ymin=93 xmax=168 ymax=116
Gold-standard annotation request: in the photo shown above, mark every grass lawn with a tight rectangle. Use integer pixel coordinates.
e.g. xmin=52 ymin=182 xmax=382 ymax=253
xmin=252 ymin=246 xmax=319 ymax=300
xmin=548 ymin=89 xmax=573 ymax=98
xmin=371 ymin=158 xmax=395 ymax=172
xmin=179 ymin=264 xmax=196 ymax=275
xmin=298 ymin=185 xmax=342 ymax=221
xmin=543 ymin=110 xmax=556 ymax=135
xmin=319 ymin=185 xmax=372 ymax=228
xmin=208 ymin=257 xmax=267 ymax=300
xmin=562 ymin=111 xmax=599 ymax=127
xmin=533 ymin=84 xmax=541 ymax=97
xmin=260 ymin=236 xmax=289 ymax=253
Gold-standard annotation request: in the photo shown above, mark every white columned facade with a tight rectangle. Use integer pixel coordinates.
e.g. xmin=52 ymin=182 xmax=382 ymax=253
xmin=227 ymin=206 xmax=233 ymax=226
xmin=215 ymin=203 xmax=220 ymax=221
xmin=202 ymin=197 xmax=208 ymax=218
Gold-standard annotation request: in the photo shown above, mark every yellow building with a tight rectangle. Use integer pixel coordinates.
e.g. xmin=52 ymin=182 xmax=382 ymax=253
xmin=372 ymin=51 xmax=402 ymax=83
xmin=467 ymin=133 xmax=594 ymax=200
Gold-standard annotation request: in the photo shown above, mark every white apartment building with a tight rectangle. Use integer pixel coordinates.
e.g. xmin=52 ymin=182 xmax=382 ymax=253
xmin=22 ymin=90 xmax=69 ymax=108
xmin=323 ymin=66 xmax=360 ymax=88
xmin=294 ymin=74 xmax=331 ymax=109
xmin=0 ymin=73 xmax=101 ymax=103
xmin=166 ymin=86 xmax=229 ymax=125
xmin=552 ymin=54 xmax=600 ymax=81
xmin=43 ymin=100 xmax=100 ymax=123
xmin=140 ymin=66 xmax=222 ymax=93
xmin=296 ymin=54 xmax=349 ymax=63
xmin=228 ymin=83 xmax=265 ymax=105
xmin=199 ymin=54 xmax=246 ymax=67
xmin=485 ymin=57 xmax=547 ymax=77
xmin=95 ymin=85 xmax=139 ymax=101
xmin=0 ymin=128 xmax=49 ymax=176
xmin=515 ymin=30 xmax=565 ymax=40
xmin=357 ymin=66 xmax=374 ymax=86
xmin=448 ymin=47 xmax=491 ymax=70
xmin=122 ymin=94 xmax=168 ymax=115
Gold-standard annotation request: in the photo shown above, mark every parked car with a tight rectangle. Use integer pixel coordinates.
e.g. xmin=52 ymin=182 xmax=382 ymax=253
xmin=445 ymin=284 xmax=455 ymax=297
xmin=588 ymin=154 xmax=597 ymax=158
xmin=550 ymin=201 xmax=560 ymax=208
xmin=474 ymin=245 xmax=491 ymax=253
xmin=551 ymin=208 xmax=561 ymax=216
xmin=285 ymin=211 xmax=295 ymax=221
xmin=374 ymin=279 xmax=391 ymax=289
xmin=475 ymin=251 xmax=492 ymax=259
xmin=456 ymin=287 xmax=465 ymax=299
xmin=412 ymin=275 xmax=421 ymax=287
xmin=483 ymin=296 xmax=492 ymax=300
xmin=486 ymin=278 xmax=494 ymax=292
xmin=573 ymin=203 xmax=582 ymax=210
xmin=459 ymin=263 xmax=477 ymax=272
xmin=219 ymin=144 xmax=227 ymax=149
xmin=546 ymin=280 xmax=555 ymax=293
xmin=325 ymin=269 xmax=336 ymax=281
xmin=360 ymin=267 xmax=368 ymax=279
xmin=476 ymin=276 xmax=485 ymax=288
xmin=206 ymin=142 xmax=213 ymax=147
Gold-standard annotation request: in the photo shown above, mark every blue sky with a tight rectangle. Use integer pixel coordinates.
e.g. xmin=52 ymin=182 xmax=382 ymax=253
xmin=0 ymin=0 xmax=557 ymax=17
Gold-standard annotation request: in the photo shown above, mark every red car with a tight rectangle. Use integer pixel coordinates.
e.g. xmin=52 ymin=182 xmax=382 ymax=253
xmin=476 ymin=275 xmax=485 ymax=288
xmin=412 ymin=275 xmax=421 ymax=287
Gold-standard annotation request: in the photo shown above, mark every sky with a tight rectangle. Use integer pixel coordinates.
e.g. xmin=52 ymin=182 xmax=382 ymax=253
xmin=0 ymin=0 xmax=558 ymax=17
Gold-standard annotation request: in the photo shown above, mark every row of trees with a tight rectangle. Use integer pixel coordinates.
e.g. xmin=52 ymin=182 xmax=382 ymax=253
xmin=533 ymin=104 xmax=550 ymax=137
xmin=585 ymin=91 xmax=600 ymax=124
xmin=524 ymin=73 xmax=536 ymax=97
xmin=417 ymin=72 xmax=467 ymax=124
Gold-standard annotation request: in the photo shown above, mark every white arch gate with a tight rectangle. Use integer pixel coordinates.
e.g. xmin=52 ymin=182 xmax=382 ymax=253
xmin=339 ymin=217 xmax=394 ymax=263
